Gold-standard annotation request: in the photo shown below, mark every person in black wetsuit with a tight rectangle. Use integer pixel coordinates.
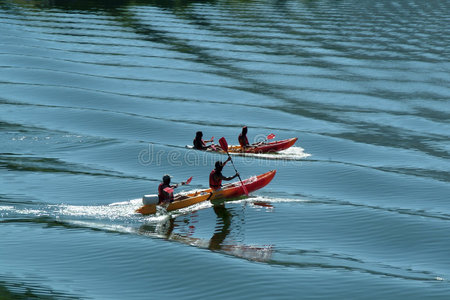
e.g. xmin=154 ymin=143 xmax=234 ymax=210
xmin=238 ymin=126 xmax=250 ymax=148
xmin=193 ymin=131 xmax=214 ymax=150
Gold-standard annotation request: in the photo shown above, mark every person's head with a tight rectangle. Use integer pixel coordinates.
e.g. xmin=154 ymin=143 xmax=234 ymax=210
xmin=162 ymin=174 xmax=171 ymax=185
xmin=196 ymin=131 xmax=203 ymax=139
xmin=215 ymin=161 xmax=224 ymax=171
xmin=242 ymin=126 xmax=247 ymax=135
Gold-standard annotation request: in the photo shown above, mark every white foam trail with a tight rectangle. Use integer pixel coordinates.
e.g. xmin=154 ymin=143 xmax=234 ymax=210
xmin=0 ymin=205 xmax=14 ymax=211
xmin=176 ymin=200 xmax=213 ymax=215
xmin=52 ymin=200 xmax=142 ymax=221
xmin=251 ymin=196 xmax=310 ymax=203
xmin=66 ymin=220 xmax=138 ymax=234
xmin=0 ymin=205 xmax=16 ymax=218
xmin=1 ymin=195 xmax=306 ymax=224
xmin=108 ymin=198 xmax=143 ymax=206
xmin=0 ymin=205 xmax=47 ymax=217
xmin=144 ymin=214 xmax=171 ymax=222
xmin=232 ymin=195 xmax=310 ymax=205
xmin=234 ymin=146 xmax=311 ymax=160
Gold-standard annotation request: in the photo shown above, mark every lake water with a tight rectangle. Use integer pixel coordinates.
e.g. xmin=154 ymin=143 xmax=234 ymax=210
xmin=1 ymin=0 xmax=449 ymax=299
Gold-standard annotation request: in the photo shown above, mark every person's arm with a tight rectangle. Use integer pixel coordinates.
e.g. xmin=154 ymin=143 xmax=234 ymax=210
xmin=244 ymin=135 xmax=251 ymax=147
xmin=172 ymin=180 xmax=187 ymax=189
xmin=222 ymin=172 xmax=239 ymax=181
xmin=222 ymin=157 xmax=231 ymax=167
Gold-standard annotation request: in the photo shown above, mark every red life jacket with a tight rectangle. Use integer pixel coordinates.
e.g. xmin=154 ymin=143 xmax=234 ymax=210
xmin=209 ymin=169 xmax=222 ymax=190
xmin=158 ymin=183 xmax=174 ymax=204
xmin=238 ymin=133 xmax=249 ymax=147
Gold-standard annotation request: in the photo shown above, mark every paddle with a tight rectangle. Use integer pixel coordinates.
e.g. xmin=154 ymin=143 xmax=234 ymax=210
xmin=254 ymin=133 xmax=275 ymax=146
xmin=206 ymin=136 xmax=217 ymax=151
xmin=218 ymin=137 xmax=248 ymax=196
xmin=163 ymin=176 xmax=192 ymax=194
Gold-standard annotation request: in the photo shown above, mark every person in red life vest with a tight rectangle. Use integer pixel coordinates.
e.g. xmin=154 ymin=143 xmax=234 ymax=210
xmin=209 ymin=158 xmax=239 ymax=190
xmin=193 ymin=131 xmax=214 ymax=150
xmin=238 ymin=126 xmax=250 ymax=148
xmin=158 ymin=174 xmax=186 ymax=204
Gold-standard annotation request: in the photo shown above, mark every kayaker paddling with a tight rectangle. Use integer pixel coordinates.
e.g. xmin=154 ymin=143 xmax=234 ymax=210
xmin=136 ymin=170 xmax=276 ymax=215
xmin=193 ymin=131 xmax=214 ymax=150
xmin=158 ymin=174 xmax=187 ymax=204
xmin=238 ymin=126 xmax=250 ymax=148
xmin=209 ymin=158 xmax=239 ymax=190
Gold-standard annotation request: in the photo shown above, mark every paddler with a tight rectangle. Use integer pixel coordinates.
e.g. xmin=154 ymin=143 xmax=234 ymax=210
xmin=193 ymin=131 xmax=214 ymax=150
xmin=158 ymin=174 xmax=186 ymax=204
xmin=209 ymin=158 xmax=239 ymax=190
xmin=238 ymin=126 xmax=250 ymax=148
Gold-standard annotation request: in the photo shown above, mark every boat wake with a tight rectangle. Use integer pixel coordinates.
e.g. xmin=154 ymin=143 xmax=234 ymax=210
xmin=0 ymin=195 xmax=306 ymax=239
xmin=186 ymin=145 xmax=311 ymax=160
xmin=231 ymin=146 xmax=311 ymax=160
xmin=5 ymin=197 xmax=447 ymax=277
xmin=0 ymin=195 xmax=306 ymax=222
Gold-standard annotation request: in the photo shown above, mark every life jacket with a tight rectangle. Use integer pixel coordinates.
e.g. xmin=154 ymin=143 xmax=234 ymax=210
xmin=158 ymin=183 xmax=174 ymax=204
xmin=209 ymin=169 xmax=222 ymax=190
xmin=238 ymin=133 xmax=249 ymax=147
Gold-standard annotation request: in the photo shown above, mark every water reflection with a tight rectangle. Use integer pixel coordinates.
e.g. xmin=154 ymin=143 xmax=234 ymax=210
xmin=0 ymin=275 xmax=81 ymax=300
xmin=7 ymin=0 xmax=218 ymax=11
xmin=139 ymin=204 xmax=273 ymax=262
xmin=208 ymin=204 xmax=232 ymax=250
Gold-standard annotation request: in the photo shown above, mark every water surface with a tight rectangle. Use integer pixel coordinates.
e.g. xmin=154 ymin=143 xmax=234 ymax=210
xmin=1 ymin=0 xmax=449 ymax=299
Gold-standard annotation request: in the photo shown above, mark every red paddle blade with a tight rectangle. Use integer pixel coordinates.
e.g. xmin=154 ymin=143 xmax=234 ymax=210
xmin=211 ymin=136 xmax=214 ymax=141
xmin=186 ymin=177 xmax=193 ymax=185
xmin=253 ymin=201 xmax=273 ymax=208
xmin=219 ymin=137 xmax=228 ymax=152
xmin=267 ymin=133 xmax=275 ymax=140
xmin=242 ymin=184 xmax=249 ymax=196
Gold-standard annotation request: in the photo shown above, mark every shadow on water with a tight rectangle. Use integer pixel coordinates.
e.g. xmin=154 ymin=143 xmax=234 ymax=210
xmin=0 ymin=276 xmax=83 ymax=300
xmin=5 ymin=0 xmax=218 ymax=11
xmin=1 ymin=0 xmax=300 ymax=99
xmin=1 ymin=203 xmax=273 ymax=262
xmin=139 ymin=203 xmax=274 ymax=262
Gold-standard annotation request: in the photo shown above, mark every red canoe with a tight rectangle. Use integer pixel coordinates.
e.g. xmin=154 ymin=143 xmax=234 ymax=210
xmin=228 ymin=137 xmax=298 ymax=153
xmin=186 ymin=137 xmax=298 ymax=154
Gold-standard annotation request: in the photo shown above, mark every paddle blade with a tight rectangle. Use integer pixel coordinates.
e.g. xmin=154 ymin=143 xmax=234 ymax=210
xmin=219 ymin=137 xmax=228 ymax=152
xmin=267 ymin=133 xmax=275 ymax=140
xmin=253 ymin=201 xmax=273 ymax=208
xmin=235 ymin=174 xmax=249 ymax=196
xmin=211 ymin=136 xmax=214 ymax=141
xmin=242 ymin=184 xmax=249 ymax=196
xmin=186 ymin=176 xmax=193 ymax=185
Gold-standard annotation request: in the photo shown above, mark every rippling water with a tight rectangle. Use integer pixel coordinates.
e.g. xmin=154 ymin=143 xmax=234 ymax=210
xmin=1 ymin=0 xmax=449 ymax=299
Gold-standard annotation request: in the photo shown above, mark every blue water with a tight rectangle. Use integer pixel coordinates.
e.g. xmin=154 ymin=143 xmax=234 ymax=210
xmin=1 ymin=0 xmax=449 ymax=299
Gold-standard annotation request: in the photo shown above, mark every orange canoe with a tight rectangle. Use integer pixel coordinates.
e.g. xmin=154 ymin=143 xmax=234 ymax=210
xmin=136 ymin=170 xmax=276 ymax=215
